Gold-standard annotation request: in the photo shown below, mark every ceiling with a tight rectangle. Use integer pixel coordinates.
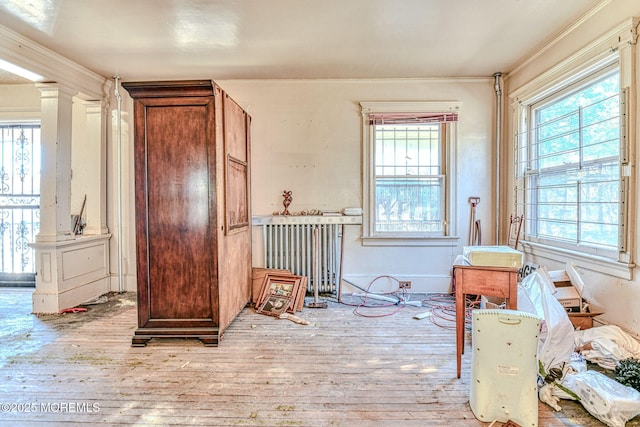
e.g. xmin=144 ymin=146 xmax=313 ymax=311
xmin=0 ymin=0 xmax=604 ymax=83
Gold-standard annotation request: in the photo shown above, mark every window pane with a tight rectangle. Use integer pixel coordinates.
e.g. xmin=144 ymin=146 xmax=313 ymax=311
xmin=375 ymin=124 xmax=440 ymax=176
xmin=580 ymin=175 xmax=619 ymax=247
xmin=537 ymin=111 xmax=579 ymax=141
xmin=537 ymin=218 xmax=577 ymax=242
xmin=537 ymin=131 xmax=580 ymax=169
xmin=537 ymin=172 xmax=578 ymax=240
xmin=375 ymin=177 xmax=443 ymax=232
xmin=582 ymin=117 xmax=619 ymax=162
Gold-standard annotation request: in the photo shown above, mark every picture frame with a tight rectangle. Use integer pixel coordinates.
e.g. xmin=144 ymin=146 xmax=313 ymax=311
xmin=292 ymin=276 xmax=308 ymax=312
xmin=257 ymin=294 xmax=292 ymax=317
xmin=252 ymin=267 xmax=290 ymax=304
xmin=255 ymin=273 xmax=304 ymax=314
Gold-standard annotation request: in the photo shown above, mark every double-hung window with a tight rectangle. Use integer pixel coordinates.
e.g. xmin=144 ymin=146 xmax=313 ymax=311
xmin=361 ymin=102 xmax=460 ymax=245
xmin=514 ymin=55 xmax=630 ymax=266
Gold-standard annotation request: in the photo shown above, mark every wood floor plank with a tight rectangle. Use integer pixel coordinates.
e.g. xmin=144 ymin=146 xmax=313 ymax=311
xmin=0 ymin=288 xmax=638 ymax=426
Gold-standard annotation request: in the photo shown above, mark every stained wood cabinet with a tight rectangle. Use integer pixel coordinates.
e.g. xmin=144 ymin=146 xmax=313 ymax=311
xmin=122 ymin=80 xmax=252 ymax=346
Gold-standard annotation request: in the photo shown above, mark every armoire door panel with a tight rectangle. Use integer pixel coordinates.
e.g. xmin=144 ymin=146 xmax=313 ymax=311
xmin=145 ymin=104 xmax=214 ymax=321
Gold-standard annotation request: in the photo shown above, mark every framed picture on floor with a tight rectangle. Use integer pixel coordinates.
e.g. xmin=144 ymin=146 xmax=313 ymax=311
xmin=257 ymin=274 xmax=295 ymax=307
xmin=257 ymin=294 xmax=292 ymax=317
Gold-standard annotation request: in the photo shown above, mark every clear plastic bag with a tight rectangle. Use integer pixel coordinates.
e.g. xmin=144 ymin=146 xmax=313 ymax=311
xmin=561 ymin=370 xmax=640 ymax=427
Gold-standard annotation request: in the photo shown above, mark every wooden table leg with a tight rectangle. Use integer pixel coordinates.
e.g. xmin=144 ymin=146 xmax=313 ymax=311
xmin=506 ymin=271 xmax=518 ymax=309
xmin=455 ymin=270 xmax=463 ymax=379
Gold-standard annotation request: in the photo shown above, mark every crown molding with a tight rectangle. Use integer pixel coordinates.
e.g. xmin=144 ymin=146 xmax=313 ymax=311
xmin=0 ymin=24 xmax=111 ymax=100
xmin=508 ymin=17 xmax=638 ymax=102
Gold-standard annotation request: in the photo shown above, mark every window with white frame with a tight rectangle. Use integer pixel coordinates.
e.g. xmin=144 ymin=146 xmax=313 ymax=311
xmin=514 ymin=58 xmax=628 ymax=262
xmin=360 ymin=102 xmax=460 ymax=244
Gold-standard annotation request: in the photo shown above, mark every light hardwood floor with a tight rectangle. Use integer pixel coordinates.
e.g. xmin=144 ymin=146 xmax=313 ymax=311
xmin=0 ymin=288 xmax=637 ymax=426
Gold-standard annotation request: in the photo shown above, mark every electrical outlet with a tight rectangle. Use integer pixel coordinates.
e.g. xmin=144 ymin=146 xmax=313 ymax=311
xmin=399 ymin=281 xmax=411 ymax=289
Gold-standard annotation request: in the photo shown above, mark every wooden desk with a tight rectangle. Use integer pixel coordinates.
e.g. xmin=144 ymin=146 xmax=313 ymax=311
xmin=453 ymin=261 xmax=519 ymax=378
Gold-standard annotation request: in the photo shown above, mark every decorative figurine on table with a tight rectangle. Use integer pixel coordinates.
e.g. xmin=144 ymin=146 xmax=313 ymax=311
xmin=282 ymin=190 xmax=292 ymax=216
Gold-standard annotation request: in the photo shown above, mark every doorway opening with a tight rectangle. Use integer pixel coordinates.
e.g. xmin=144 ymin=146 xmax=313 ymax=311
xmin=0 ymin=124 xmax=40 ymax=287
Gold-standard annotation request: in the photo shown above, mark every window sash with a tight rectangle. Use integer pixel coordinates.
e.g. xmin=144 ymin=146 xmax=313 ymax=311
xmin=519 ymin=65 xmax=622 ymax=254
xmin=374 ymin=123 xmax=441 ymax=176
xmin=374 ymin=175 xmax=445 ymax=233
xmin=372 ymin=122 xmax=446 ymax=236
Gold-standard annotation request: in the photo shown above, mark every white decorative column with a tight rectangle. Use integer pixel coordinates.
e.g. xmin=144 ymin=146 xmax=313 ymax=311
xmin=109 ymin=107 xmax=135 ymax=292
xmin=31 ymin=84 xmax=111 ymax=313
xmin=36 ymin=83 xmax=74 ymax=242
xmin=83 ymin=100 xmax=109 ymax=235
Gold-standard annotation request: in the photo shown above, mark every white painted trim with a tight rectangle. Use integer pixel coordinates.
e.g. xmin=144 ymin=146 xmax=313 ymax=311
xmin=0 ymin=107 xmax=39 ymax=114
xmin=520 ymin=241 xmax=634 ymax=280
xmin=29 ymin=233 xmax=112 ymax=249
xmin=222 ymin=77 xmax=493 ymax=84
xmin=0 ymin=107 xmax=39 ymax=122
xmin=252 ymin=215 xmax=362 ymax=225
xmin=359 ymin=100 xmax=461 ymax=243
xmin=509 ymin=17 xmax=638 ymax=101
xmin=0 ymin=24 xmax=110 ymax=100
xmin=360 ymin=101 xmax=462 ymax=114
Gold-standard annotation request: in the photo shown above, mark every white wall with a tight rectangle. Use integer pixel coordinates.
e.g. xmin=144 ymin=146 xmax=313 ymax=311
xmin=217 ymin=78 xmax=496 ymax=293
xmin=0 ymin=84 xmax=39 ymax=121
xmin=505 ymin=0 xmax=640 ymax=336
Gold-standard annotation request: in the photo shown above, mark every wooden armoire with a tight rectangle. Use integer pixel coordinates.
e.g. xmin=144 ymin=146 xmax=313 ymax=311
xmin=122 ymin=80 xmax=252 ymax=346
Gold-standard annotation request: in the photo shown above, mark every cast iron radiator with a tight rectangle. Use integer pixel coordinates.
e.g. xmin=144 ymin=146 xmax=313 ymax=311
xmin=263 ymin=223 xmax=341 ymax=294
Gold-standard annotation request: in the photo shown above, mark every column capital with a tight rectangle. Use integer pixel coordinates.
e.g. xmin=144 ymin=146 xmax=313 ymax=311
xmin=82 ymin=99 xmax=108 ymax=114
xmin=35 ymin=82 xmax=78 ymax=99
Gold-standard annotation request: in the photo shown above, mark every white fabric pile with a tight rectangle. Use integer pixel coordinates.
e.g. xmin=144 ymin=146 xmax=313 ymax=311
xmin=517 ymin=268 xmax=640 ymax=427
xmin=575 ymin=324 xmax=640 ymax=370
